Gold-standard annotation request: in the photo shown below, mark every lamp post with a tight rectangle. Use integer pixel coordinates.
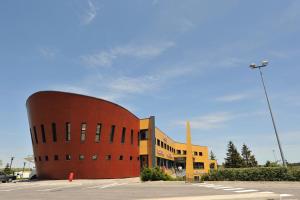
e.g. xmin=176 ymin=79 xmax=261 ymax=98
xmin=249 ymin=60 xmax=287 ymax=167
xmin=9 ymin=156 xmax=14 ymax=170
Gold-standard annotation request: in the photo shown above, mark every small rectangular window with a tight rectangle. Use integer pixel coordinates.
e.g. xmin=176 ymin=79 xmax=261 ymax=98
xmin=177 ymin=150 xmax=181 ymax=155
xmin=138 ymin=132 xmax=140 ymax=146
xmin=139 ymin=129 xmax=148 ymax=140
xmin=38 ymin=156 xmax=42 ymax=161
xmin=130 ymin=156 xmax=133 ymax=160
xmin=161 ymin=142 xmax=164 ymax=148
xmin=33 ymin=126 xmax=38 ymax=144
xmin=199 ymin=152 xmax=203 ymax=156
xmin=130 ymin=129 xmax=134 ymax=145
xmin=164 ymin=143 xmax=167 ymax=149
xmin=45 ymin=155 xmax=48 ymax=161
xmin=80 ymin=123 xmax=87 ymax=142
xmin=119 ymin=155 xmax=123 ymax=160
xmin=110 ymin=125 xmax=115 ymax=143
xmin=52 ymin=123 xmax=57 ymax=142
xmin=41 ymin=124 xmax=46 ymax=143
xmin=121 ymin=127 xmax=126 ymax=144
xmin=183 ymin=150 xmax=187 ymax=155
xmin=66 ymin=122 xmax=71 ymax=141
xmin=34 ymin=157 xmax=37 ymax=162
xmin=54 ymin=155 xmax=59 ymax=160
xmin=157 ymin=139 xmax=161 ymax=146
xmin=66 ymin=154 xmax=71 ymax=160
xmin=105 ymin=155 xmax=111 ymax=160
xmin=79 ymin=155 xmax=84 ymax=160
xmin=92 ymin=155 xmax=98 ymax=160
xmin=95 ymin=123 xmax=102 ymax=142
xmin=194 ymin=152 xmax=198 ymax=156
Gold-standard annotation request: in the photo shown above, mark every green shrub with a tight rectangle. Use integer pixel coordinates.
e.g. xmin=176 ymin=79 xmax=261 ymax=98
xmin=140 ymin=167 xmax=173 ymax=181
xmin=202 ymin=167 xmax=300 ymax=181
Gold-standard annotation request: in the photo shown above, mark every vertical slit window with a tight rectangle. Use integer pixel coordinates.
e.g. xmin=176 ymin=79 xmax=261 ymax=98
xmin=95 ymin=123 xmax=101 ymax=142
xmin=80 ymin=123 xmax=87 ymax=142
xmin=110 ymin=125 xmax=115 ymax=143
xmin=41 ymin=124 xmax=46 ymax=143
xmin=52 ymin=123 xmax=57 ymax=142
xmin=33 ymin=126 xmax=38 ymax=144
xmin=30 ymin=128 xmax=34 ymax=145
xmin=66 ymin=122 xmax=71 ymax=142
xmin=130 ymin=129 xmax=134 ymax=145
xmin=121 ymin=127 xmax=126 ymax=144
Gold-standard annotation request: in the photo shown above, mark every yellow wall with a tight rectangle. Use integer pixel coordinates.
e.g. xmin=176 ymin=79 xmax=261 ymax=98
xmin=139 ymin=117 xmax=217 ymax=174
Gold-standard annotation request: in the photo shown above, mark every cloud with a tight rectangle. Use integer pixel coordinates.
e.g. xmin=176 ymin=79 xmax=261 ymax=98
xmin=216 ymin=93 xmax=251 ymax=102
xmin=81 ymin=0 xmax=98 ymax=25
xmin=81 ymin=42 xmax=175 ymax=67
xmin=39 ymin=47 xmax=57 ymax=59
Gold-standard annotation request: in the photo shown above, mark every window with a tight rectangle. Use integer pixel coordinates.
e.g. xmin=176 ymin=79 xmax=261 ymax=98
xmin=38 ymin=156 xmax=42 ymax=161
xmin=41 ymin=124 xmax=46 ymax=143
xmin=30 ymin=128 xmax=34 ymax=145
xmin=121 ymin=127 xmax=126 ymax=144
xmin=194 ymin=152 xmax=198 ymax=156
xmin=92 ymin=155 xmax=98 ymax=160
xmin=34 ymin=157 xmax=37 ymax=162
xmin=66 ymin=154 xmax=71 ymax=160
xmin=183 ymin=150 xmax=187 ymax=155
xmin=167 ymin=145 xmax=169 ymax=151
xmin=33 ymin=126 xmax=38 ymax=144
xmin=157 ymin=139 xmax=161 ymax=146
xmin=80 ymin=123 xmax=87 ymax=142
xmin=79 ymin=155 xmax=84 ymax=160
xmin=110 ymin=125 xmax=115 ymax=143
xmin=54 ymin=155 xmax=59 ymax=160
xmin=130 ymin=129 xmax=134 ymax=145
xmin=95 ymin=123 xmax=102 ymax=142
xmin=137 ymin=157 xmax=140 ymax=161
xmin=130 ymin=156 xmax=133 ymax=160
xmin=45 ymin=155 xmax=48 ymax=161
xmin=177 ymin=150 xmax=181 ymax=155
xmin=161 ymin=142 xmax=164 ymax=148
xmin=105 ymin=155 xmax=111 ymax=160
xmin=66 ymin=122 xmax=71 ymax=141
xmin=164 ymin=143 xmax=167 ymax=149
xmin=193 ymin=162 xmax=204 ymax=169
xmin=52 ymin=123 xmax=57 ymax=142
xmin=199 ymin=152 xmax=203 ymax=156
xmin=139 ymin=129 xmax=148 ymax=140
xmin=119 ymin=155 xmax=123 ymax=160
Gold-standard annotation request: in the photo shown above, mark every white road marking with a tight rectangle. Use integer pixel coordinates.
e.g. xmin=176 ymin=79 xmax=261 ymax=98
xmin=86 ymin=182 xmax=116 ymax=189
xmin=259 ymin=191 xmax=274 ymax=194
xmin=36 ymin=183 xmax=82 ymax=192
xmin=223 ymin=188 xmax=244 ymax=191
xmin=280 ymin=194 xmax=294 ymax=197
xmin=234 ymin=189 xmax=258 ymax=193
xmin=213 ymin=187 xmax=232 ymax=189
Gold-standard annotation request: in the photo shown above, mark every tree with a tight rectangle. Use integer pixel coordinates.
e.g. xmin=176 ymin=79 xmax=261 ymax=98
xmin=210 ymin=151 xmax=216 ymax=160
xmin=224 ymin=141 xmax=244 ymax=168
xmin=0 ymin=159 xmax=3 ymax=168
xmin=3 ymin=163 xmax=13 ymax=175
xmin=241 ymin=144 xmax=258 ymax=167
xmin=265 ymin=160 xmax=279 ymax=167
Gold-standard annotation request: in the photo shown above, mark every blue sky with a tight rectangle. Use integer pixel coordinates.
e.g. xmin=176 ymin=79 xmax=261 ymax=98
xmin=0 ymin=0 xmax=299 ymax=167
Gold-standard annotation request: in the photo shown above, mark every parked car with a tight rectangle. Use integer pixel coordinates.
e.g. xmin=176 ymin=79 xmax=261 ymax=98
xmin=0 ymin=171 xmax=17 ymax=183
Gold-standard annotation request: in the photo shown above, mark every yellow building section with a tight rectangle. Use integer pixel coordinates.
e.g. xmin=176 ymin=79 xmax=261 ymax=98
xmin=139 ymin=117 xmax=217 ymax=180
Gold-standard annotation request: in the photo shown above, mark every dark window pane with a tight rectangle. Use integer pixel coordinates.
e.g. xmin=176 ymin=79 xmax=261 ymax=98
xmin=66 ymin=154 xmax=71 ymax=160
xmin=139 ymin=129 xmax=148 ymax=140
xmin=66 ymin=122 xmax=71 ymax=141
xmin=105 ymin=155 xmax=111 ymax=160
xmin=121 ymin=127 xmax=126 ymax=144
xmin=52 ymin=123 xmax=57 ymax=142
xmin=95 ymin=123 xmax=102 ymax=142
xmin=119 ymin=155 xmax=123 ymax=160
xmin=45 ymin=155 xmax=48 ymax=161
xmin=33 ymin=126 xmax=38 ymax=144
xmin=110 ymin=125 xmax=115 ymax=143
xmin=30 ymin=128 xmax=34 ymax=145
xmin=41 ymin=124 xmax=46 ymax=143
xmin=80 ymin=123 xmax=87 ymax=142
xmin=130 ymin=129 xmax=134 ymax=145
xmin=54 ymin=155 xmax=59 ymax=160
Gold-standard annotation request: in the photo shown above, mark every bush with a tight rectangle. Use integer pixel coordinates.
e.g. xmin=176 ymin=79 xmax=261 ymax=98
xmin=202 ymin=167 xmax=300 ymax=181
xmin=140 ymin=167 xmax=173 ymax=181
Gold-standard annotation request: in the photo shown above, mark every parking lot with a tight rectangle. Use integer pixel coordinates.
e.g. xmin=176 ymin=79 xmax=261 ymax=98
xmin=0 ymin=178 xmax=299 ymax=200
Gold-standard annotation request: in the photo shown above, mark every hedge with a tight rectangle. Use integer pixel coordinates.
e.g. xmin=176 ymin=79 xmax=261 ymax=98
xmin=202 ymin=167 xmax=300 ymax=181
xmin=140 ymin=167 xmax=173 ymax=181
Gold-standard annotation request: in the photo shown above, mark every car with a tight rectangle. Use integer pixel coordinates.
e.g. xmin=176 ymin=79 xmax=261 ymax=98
xmin=0 ymin=171 xmax=17 ymax=183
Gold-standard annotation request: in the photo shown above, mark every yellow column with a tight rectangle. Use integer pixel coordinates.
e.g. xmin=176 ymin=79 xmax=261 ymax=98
xmin=186 ymin=121 xmax=194 ymax=182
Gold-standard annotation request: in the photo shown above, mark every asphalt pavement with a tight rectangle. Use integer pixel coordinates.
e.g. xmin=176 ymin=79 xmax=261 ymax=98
xmin=0 ymin=178 xmax=299 ymax=200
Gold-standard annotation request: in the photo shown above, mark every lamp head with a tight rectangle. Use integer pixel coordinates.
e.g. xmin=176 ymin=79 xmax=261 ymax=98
xmin=262 ymin=60 xmax=268 ymax=67
xmin=249 ymin=63 xmax=257 ymax=69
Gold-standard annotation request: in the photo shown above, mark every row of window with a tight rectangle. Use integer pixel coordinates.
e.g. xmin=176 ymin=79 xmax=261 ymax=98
xmin=156 ymin=139 xmax=203 ymax=156
xmin=30 ymin=123 xmax=136 ymax=145
xmin=35 ymin=154 xmax=140 ymax=162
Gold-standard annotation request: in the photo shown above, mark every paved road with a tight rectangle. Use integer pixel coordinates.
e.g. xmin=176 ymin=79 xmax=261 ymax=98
xmin=0 ymin=178 xmax=299 ymax=200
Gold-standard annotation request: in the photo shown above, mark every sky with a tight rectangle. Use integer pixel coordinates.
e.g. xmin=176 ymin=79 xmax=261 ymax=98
xmin=0 ymin=0 xmax=299 ymax=167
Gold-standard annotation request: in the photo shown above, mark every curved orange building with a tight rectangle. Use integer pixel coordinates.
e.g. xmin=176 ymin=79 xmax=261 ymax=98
xmin=26 ymin=91 xmax=140 ymax=179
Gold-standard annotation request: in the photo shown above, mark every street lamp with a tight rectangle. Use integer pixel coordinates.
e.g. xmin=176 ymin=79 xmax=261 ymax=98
xmin=9 ymin=156 xmax=14 ymax=170
xmin=249 ymin=60 xmax=287 ymax=167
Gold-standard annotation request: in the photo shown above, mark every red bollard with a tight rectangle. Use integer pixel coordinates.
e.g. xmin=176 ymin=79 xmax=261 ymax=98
xmin=68 ymin=172 xmax=74 ymax=182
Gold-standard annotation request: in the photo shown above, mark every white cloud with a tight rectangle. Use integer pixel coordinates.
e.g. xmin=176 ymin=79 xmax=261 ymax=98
xmin=216 ymin=93 xmax=251 ymax=102
xmin=39 ymin=47 xmax=57 ymax=59
xmin=81 ymin=42 xmax=175 ymax=67
xmin=81 ymin=0 xmax=98 ymax=25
